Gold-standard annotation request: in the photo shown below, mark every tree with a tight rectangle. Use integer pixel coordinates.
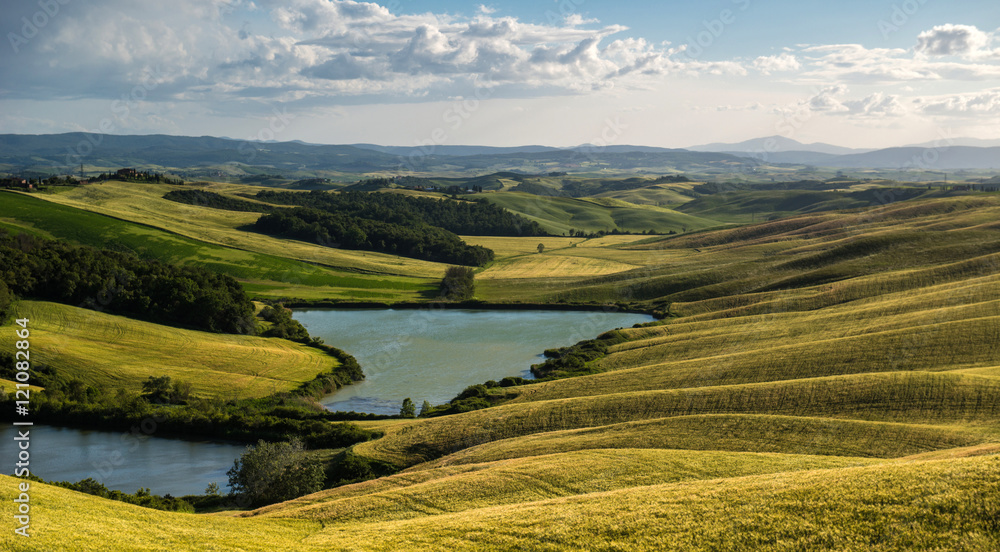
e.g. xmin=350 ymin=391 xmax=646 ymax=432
xmin=141 ymin=375 xmax=173 ymax=404
xmin=226 ymin=438 xmax=324 ymax=506
xmin=140 ymin=375 xmax=191 ymax=405
xmin=419 ymin=400 xmax=432 ymax=417
xmin=400 ymin=398 xmax=416 ymax=418
xmin=537 ymin=243 xmax=545 ymax=254
xmin=205 ymin=482 xmax=221 ymax=496
xmin=0 ymin=280 xmax=12 ymax=323
xmin=441 ymin=266 xmax=475 ymax=301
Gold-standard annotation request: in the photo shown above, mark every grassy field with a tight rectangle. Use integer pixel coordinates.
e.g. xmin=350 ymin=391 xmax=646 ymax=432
xmin=479 ymin=191 xmax=719 ymax=235
xmin=0 ymin=301 xmax=338 ymax=398
xmin=5 ymin=455 xmax=998 ymax=550
xmin=0 ymin=189 xmax=438 ymax=301
xmin=6 ymin=185 xmax=1000 ymax=550
xmin=246 ymin=448 xmax=884 ymax=525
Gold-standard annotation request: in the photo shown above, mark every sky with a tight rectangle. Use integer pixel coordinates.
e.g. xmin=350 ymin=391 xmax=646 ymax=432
xmin=2 ymin=0 xmax=1000 ymax=149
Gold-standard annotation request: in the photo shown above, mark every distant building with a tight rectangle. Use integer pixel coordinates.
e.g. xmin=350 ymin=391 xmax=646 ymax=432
xmin=117 ymin=168 xmax=138 ymax=178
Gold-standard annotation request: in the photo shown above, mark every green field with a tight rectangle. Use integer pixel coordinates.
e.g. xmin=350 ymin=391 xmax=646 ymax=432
xmin=0 ymin=189 xmax=437 ymax=301
xmin=4 ymin=182 xmax=1000 ymax=550
xmin=0 ymin=301 xmax=338 ymax=398
xmin=4 ymin=455 xmax=998 ymax=550
xmin=478 ymin=191 xmax=719 ymax=235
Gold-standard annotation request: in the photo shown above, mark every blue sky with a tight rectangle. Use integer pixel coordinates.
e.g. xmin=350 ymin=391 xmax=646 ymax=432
xmin=2 ymin=0 xmax=999 ymax=149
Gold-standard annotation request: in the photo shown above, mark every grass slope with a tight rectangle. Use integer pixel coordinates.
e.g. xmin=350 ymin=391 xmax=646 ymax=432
xmin=8 ymin=191 xmax=1000 ymax=550
xmin=0 ymin=189 xmax=436 ymax=301
xmin=246 ymin=449 xmax=883 ymax=525
xmin=355 ymin=371 xmax=1000 ymax=467
xmin=414 ymin=415 xmax=985 ymax=468
xmin=0 ymin=301 xmax=337 ymax=398
xmin=5 ymin=455 xmax=998 ymax=550
xmin=480 ymin=191 xmax=718 ymax=235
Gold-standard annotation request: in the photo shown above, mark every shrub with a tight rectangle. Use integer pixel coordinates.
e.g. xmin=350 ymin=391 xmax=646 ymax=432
xmin=226 ymin=438 xmax=324 ymax=507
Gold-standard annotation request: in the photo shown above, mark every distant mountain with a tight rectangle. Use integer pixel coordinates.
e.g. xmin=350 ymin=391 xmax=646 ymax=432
xmin=0 ymin=133 xmax=400 ymax=173
xmin=688 ymin=135 xmax=871 ymax=156
xmin=0 ymin=133 xmax=756 ymax=176
xmin=903 ymin=137 xmax=1000 ymax=148
xmin=826 ymin=147 xmax=1000 ymax=170
xmin=349 ymin=144 xmax=559 ymax=156
xmin=721 ymin=151 xmax=844 ymax=165
xmin=568 ymin=145 xmax=687 ymax=154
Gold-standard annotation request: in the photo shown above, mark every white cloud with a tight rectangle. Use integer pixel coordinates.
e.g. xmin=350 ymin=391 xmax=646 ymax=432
xmin=915 ymin=24 xmax=992 ymax=57
xmin=843 ymin=92 xmax=907 ymax=117
xmin=753 ymin=53 xmax=800 ymax=74
xmin=803 ymin=86 xmax=906 ymax=118
xmin=917 ymin=88 xmax=1000 ymax=116
xmin=800 ymin=41 xmax=1000 ymax=84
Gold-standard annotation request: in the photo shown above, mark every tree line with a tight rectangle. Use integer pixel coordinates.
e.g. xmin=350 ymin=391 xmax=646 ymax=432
xmin=253 ymin=189 xmax=546 ymax=237
xmin=253 ymin=208 xmax=494 ymax=266
xmin=0 ymin=230 xmax=256 ymax=334
xmin=163 ymin=189 xmax=276 ymax=213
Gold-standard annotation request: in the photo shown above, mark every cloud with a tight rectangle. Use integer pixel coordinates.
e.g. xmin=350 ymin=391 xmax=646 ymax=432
xmin=804 ymin=86 xmax=906 ymax=118
xmin=916 ymin=88 xmax=1000 ymax=116
xmin=799 ymin=40 xmax=1000 ymax=84
xmin=753 ymin=53 xmax=800 ymax=74
xmin=1 ymin=0 xmax=771 ymax=108
xmin=915 ymin=24 xmax=992 ymax=57
xmin=843 ymin=92 xmax=907 ymax=117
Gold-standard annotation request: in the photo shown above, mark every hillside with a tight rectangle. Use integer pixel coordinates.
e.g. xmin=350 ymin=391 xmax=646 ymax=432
xmin=479 ymin=191 xmax=718 ymax=235
xmin=4 ymin=455 xmax=998 ymax=550
xmin=0 ymin=186 xmax=440 ymax=301
xmin=0 ymin=301 xmax=337 ymax=398
xmin=0 ymin=133 xmax=754 ymax=177
xmin=3 ymin=185 xmax=1000 ymax=549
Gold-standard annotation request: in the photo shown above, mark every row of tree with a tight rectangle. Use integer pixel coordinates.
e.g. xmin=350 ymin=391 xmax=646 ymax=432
xmin=163 ymin=189 xmax=275 ymax=212
xmin=254 ymin=189 xmax=546 ymax=237
xmin=0 ymin=230 xmax=257 ymax=334
xmin=254 ymin=208 xmax=494 ymax=266
xmin=93 ymin=170 xmax=183 ymax=185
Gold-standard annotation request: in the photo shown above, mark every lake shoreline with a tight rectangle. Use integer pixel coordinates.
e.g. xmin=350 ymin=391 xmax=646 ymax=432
xmin=283 ymin=299 xmax=664 ymax=318
xmin=294 ymin=308 xmax=656 ymax=416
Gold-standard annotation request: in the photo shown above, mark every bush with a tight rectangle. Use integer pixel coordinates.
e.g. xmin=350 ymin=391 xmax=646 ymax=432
xmin=226 ymin=438 xmax=324 ymax=507
xmin=441 ymin=266 xmax=475 ymax=300
xmin=259 ymin=304 xmax=311 ymax=342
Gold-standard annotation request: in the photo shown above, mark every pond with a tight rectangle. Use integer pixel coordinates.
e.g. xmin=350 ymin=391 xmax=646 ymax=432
xmin=295 ymin=308 xmax=655 ymax=415
xmin=0 ymin=424 xmax=247 ymax=497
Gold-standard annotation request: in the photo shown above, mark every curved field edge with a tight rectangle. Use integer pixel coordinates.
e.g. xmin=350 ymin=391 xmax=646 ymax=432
xmin=353 ymin=371 xmax=1000 ymax=467
xmin=243 ymin=448 xmax=885 ymax=525
xmin=410 ymin=414 xmax=986 ymax=469
xmin=4 ymin=455 xmax=997 ymax=551
xmin=0 ymin=301 xmax=338 ymax=398
xmin=295 ymin=455 xmax=1000 ymax=552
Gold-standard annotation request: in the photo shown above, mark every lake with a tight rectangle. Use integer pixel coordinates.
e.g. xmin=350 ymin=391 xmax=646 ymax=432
xmin=0 ymin=424 xmax=247 ymax=497
xmin=295 ymin=308 xmax=655 ymax=415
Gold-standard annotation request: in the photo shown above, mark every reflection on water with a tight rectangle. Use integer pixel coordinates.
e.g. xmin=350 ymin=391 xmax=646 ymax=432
xmin=0 ymin=424 xmax=247 ymax=496
xmin=295 ymin=309 xmax=654 ymax=415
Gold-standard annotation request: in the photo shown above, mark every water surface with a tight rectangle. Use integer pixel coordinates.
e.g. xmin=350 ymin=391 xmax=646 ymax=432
xmin=0 ymin=424 xmax=246 ymax=496
xmin=296 ymin=308 xmax=654 ymax=415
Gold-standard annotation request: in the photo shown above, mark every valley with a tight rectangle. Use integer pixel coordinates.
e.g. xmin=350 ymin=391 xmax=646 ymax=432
xmin=2 ymin=158 xmax=1000 ymax=551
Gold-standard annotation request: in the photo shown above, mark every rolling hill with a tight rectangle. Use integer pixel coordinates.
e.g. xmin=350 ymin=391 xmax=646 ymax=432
xmin=2 ymin=181 xmax=1000 ymax=550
